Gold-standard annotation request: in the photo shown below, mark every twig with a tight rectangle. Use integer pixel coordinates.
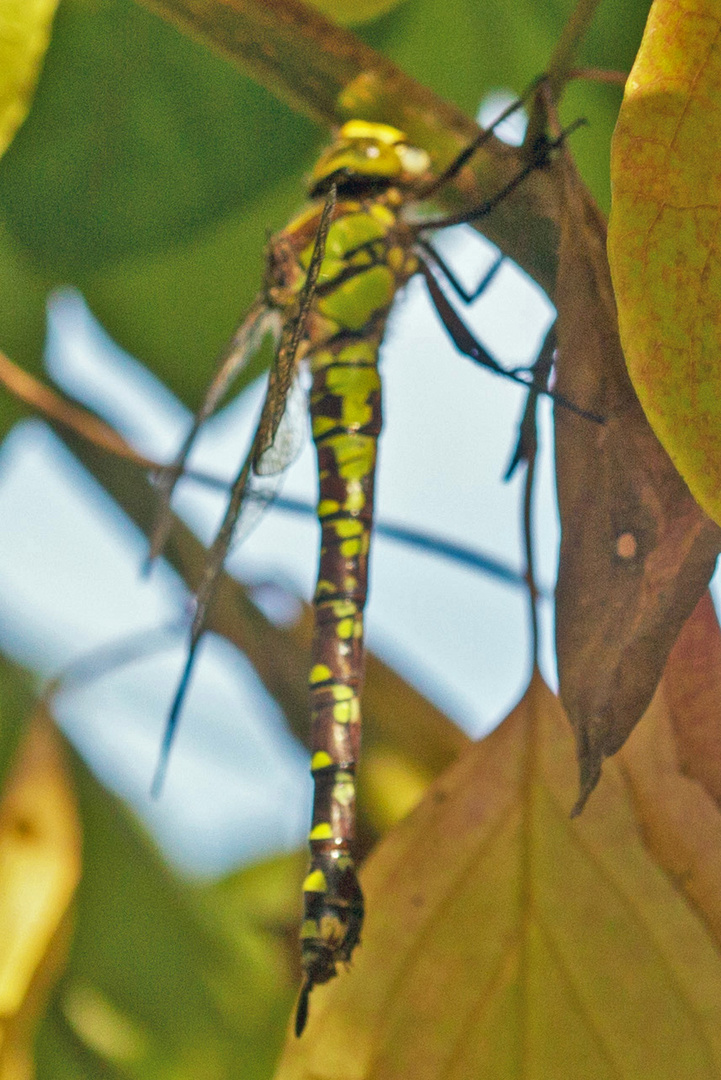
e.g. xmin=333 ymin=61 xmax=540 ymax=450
xmin=524 ymin=0 xmax=603 ymax=151
xmin=568 ymin=67 xmax=627 ymax=86
xmin=0 ymin=349 xmax=153 ymax=469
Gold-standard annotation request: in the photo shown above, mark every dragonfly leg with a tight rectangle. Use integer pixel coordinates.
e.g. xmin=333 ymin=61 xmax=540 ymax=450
xmin=417 ymin=253 xmax=604 ymax=424
xmin=504 ymin=326 xmax=555 ymax=480
xmin=416 ymin=74 xmax=546 ymax=200
xmin=413 ymin=120 xmax=585 ymax=233
xmin=415 ymin=237 xmax=504 ymax=305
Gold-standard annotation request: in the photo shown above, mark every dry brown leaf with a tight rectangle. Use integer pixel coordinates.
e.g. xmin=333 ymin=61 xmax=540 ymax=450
xmin=0 ymin=715 xmax=81 ymax=1080
xmin=618 ymin=682 xmax=721 ymax=953
xmin=274 ymin=674 xmax=721 ymax=1079
xmin=663 ymin=590 xmax=721 ymax=807
xmin=553 ymin=153 xmax=721 ymax=809
xmin=618 ymin=587 xmax=721 ymax=951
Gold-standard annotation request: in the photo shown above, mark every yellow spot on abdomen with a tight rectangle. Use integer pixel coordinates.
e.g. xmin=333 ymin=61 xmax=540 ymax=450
xmin=312 ymin=416 xmax=337 ymax=438
xmin=340 ymin=537 xmax=362 ymax=558
xmin=303 ymin=869 xmax=328 ymax=892
xmin=330 ymin=601 xmax=357 ymax=619
xmin=309 ymin=822 xmax=334 ymax=841
xmin=310 ymin=664 xmax=332 ymax=685
xmin=333 ymin=697 xmax=361 ymax=724
xmin=333 ymin=776 xmax=356 ymax=807
xmin=311 ymin=750 xmax=334 ymax=771
xmin=333 ymin=518 xmax=363 ymax=538
xmin=343 ymin=483 xmax=365 ymax=514
xmin=323 ymin=434 xmax=376 ymax=482
xmin=338 ymin=341 xmax=376 ymax=366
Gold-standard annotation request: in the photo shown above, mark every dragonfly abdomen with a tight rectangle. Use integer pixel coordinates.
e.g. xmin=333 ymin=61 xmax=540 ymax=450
xmin=300 ymin=331 xmax=383 ymax=993
xmin=290 ymin=194 xmax=418 ymax=1024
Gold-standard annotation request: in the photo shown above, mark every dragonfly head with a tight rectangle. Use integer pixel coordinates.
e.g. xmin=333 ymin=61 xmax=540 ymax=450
xmin=310 ymin=120 xmax=431 ymax=196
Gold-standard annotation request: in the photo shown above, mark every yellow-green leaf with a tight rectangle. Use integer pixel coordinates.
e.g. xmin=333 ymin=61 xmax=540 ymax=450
xmin=0 ymin=0 xmax=59 ymax=159
xmin=0 ymin=714 xmax=81 ymax=1079
xmin=275 ymin=674 xmax=721 ymax=1078
xmin=608 ymin=0 xmax=721 ymax=526
xmin=38 ymin=744 xmax=298 ymax=1080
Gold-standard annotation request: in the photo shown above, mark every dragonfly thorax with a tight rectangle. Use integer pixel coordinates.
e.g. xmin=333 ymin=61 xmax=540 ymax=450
xmin=310 ymin=119 xmax=431 ymax=197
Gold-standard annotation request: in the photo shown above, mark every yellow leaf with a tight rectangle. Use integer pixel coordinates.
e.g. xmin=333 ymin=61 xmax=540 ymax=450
xmin=608 ymin=0 xmax=721 ymax=526
xmin=275 ymin=675 xmax=721 ymax=1078
xmin=0 ymin=0 xmax=60 ymax=160
xmin=0 ymin=715 xmax=81 ymax=1080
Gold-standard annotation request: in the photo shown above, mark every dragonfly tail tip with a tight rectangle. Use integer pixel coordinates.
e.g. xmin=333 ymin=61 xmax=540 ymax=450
xmin=294 ymin=979 xmax=312 ymax=1037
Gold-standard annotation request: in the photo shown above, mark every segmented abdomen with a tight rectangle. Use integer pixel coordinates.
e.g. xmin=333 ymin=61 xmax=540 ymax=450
xmin=301 ymin=330 xmax=383 ymax=986
xmin=283 ymin=195 xmax=418 ymax=1019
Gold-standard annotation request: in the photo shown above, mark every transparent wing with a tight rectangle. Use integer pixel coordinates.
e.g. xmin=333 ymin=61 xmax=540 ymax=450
xmin=147 ymin=298 xmax=281 ymax=566
xmin=254 ymin=368 xmax=307 ymax=477
xmin=150 ymin=182 xmax=338 ymax=797
xmin=231 ymin=369 xmax=308 ymax=545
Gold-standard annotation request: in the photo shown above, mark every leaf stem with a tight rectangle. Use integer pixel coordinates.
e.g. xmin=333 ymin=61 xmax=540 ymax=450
xmin=545 ymin=0 xmax=604 ymax=100
xmin=524 ymin=0 xmax=603 ymax=151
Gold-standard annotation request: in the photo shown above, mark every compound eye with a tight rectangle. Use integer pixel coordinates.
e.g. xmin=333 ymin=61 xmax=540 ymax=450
xmin=396 ymin=144 xmax=431 ymax=175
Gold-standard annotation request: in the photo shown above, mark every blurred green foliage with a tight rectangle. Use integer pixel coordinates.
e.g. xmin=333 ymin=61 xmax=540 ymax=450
xmin=0 ymin=655 xmax=35 ymax=791
xmin=0 ymin=2 xmax=654 ymax=1076
xmin=37 ymin=747 xmax=302 ymax=1079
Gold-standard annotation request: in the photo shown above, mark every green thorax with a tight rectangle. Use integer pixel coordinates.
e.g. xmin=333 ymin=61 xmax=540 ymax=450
xmin=270 ymin=192 xmax=418 ymax=337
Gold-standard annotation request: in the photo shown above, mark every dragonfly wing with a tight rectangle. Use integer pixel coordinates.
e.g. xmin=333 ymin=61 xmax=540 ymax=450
xmin=147 ymin=298 xmax=280 ymax=565
xmin=231 ymin=373 xmax=308 ymax=545
xmin=254 ymin=371 xmax=307 ymax=477
xmin=151 ymin=184 xmax=338 ymax=796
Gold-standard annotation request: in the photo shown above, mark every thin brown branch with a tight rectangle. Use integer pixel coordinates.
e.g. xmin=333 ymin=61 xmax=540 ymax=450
xmin=544 ymin=0 xmax=604 ymax=100
xmin=524 ymin=0 xmax=603 ymax=152
xmin=137 ymin=0 xmax=476 ymax=144
xmin=568 ymin=66 xmax=627 ymax=86
xmin=0 ymin=349 xmax=154 ymax=470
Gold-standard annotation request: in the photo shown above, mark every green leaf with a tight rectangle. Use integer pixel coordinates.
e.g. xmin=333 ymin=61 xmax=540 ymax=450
xmin=0 ymin=0 xmax=319 ymax=277
xmin=0 ymin=655 xmax=35 ymax=794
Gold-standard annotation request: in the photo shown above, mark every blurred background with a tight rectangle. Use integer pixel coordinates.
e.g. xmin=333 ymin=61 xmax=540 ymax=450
xmin=0 ymin=0 xmax=674 ymax=1073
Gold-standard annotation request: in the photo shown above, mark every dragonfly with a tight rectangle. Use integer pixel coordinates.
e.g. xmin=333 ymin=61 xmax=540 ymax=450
xmin=146 ymin=96 xmax=599 ymax=1036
